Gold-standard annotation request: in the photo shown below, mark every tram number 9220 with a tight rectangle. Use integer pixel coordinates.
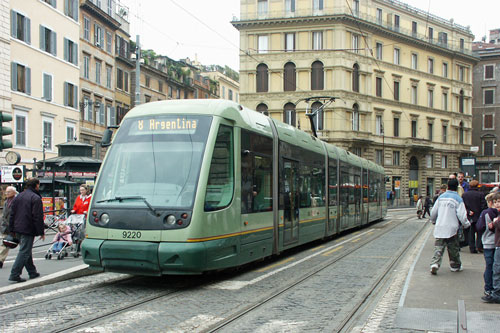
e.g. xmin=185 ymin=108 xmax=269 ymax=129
xmin=122 ymin=231 xmax=142 ymax=239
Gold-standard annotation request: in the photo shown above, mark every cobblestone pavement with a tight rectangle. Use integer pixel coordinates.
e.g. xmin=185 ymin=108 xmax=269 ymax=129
xmin=1 ymin=211 xmax=423 ymax=332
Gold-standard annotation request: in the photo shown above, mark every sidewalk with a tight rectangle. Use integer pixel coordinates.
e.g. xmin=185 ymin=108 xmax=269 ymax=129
xmin=395 ymin=223 xmax=500 ymax=332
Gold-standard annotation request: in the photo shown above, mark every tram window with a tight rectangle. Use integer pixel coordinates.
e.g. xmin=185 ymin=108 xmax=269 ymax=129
xmin=328 ymin=163 xmax=337 ymax=206
xmin=205 ymin=125 xmax=234 ymax=211
xmin=299 ymin=164 xmax=312 ymax=208
xmin=354 ymin=174 xmax=361 ymax=204
xmin=362 ymin=169 xmax=368 ymax=203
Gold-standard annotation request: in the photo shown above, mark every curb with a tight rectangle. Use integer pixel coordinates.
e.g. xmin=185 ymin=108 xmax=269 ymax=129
xmin=0 ymin=264 xmax=99 ymax=295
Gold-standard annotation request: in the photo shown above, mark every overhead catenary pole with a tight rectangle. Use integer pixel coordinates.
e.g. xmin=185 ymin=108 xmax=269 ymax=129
xmin=135 ymin=35 xmax=141 ymax=106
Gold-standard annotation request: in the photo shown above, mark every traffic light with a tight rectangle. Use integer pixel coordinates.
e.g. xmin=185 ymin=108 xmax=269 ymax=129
xmin=0 ymin=111 xmax=13 ymax=151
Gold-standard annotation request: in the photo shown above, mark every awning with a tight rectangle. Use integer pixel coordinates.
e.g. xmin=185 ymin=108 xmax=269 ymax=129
xmin=39 ymin=179 xmax=78 ymax=185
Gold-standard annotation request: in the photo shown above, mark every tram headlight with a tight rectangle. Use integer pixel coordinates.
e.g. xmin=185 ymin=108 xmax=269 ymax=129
xmin=100 ymin=213 xmax=110 ymax=225
xmin=165 ymin=215 xmax=176 ymax=225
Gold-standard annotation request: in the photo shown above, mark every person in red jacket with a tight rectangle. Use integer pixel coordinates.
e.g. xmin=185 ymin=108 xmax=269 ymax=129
xmin=71 ymin=184 xmax=91 ymax=215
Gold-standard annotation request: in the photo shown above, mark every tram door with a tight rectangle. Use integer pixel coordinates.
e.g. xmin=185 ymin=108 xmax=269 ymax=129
xmin=283 ymin=159 xmax=299 ymax=245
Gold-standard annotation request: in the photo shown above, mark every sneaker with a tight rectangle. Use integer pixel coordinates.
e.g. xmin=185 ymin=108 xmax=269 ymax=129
xmin=29 ymin=272 xmax=40 ymax=279
xmin=8 ymin=276 xmax=26 ymax=283
xmin=430 ymin=264 xmax=439 ymax=275
xmin=485 ymin=290 xmax=492 ymax=297
xmin=481 ymin=295 xmax=500 ymax=303
xmin=450 ymin=266 xmax=463 ymax=272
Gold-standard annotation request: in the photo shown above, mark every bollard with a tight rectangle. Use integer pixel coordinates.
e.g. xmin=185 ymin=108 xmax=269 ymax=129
xmin=457 ymin=299 xmax=467 ymax=332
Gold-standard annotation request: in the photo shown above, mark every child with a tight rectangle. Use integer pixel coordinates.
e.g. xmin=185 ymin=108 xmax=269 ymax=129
xmin=478 ymin=192 xmax=500 ymax=299
xmin=484 ymin=193 xmax=500 ymax=304
xmin=52 ymin=223 xmax=72 ymax=253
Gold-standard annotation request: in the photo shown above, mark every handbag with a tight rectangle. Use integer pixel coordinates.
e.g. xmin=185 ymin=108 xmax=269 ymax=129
xmin=3 ymin=234 xmax=19 ymax=249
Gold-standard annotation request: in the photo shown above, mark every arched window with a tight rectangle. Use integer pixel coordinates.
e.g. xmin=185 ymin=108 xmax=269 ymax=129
xmin=352 ymin=103 xmax=360 ymax=131
xmin=284 ymin=102 xmax=296 ymax=127
xmin=311 ymin=101 xmax=323 ymax=131
xmin=256 ymin=63 xmax=268 ymax=92
xmin=459 ymin=121 xmax=464 ymax=144
xmin=256 ymin=103 xmax=269 ymax=116
xmin=459 ymin=89 xmax=464 ymax=113
xmin=284 ymin=62 xmax=296 ymax=91
xmin=352 ymin=63 xmax=360 ymax=92
xmin=311 ymin=61 xmax=324 ymax=90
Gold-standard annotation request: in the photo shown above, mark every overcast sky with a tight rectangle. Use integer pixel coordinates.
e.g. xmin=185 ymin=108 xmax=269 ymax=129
xmin=120 ymin=0 xmax=500 ymax=71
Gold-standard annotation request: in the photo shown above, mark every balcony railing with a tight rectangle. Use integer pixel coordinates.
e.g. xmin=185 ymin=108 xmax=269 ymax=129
xmin=236 ymin=5 xmax=473 ymax=56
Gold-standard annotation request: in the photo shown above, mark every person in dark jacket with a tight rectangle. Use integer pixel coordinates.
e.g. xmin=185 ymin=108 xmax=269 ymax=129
xmin=462 ymin=180 xmax=488 ymax=253
xmin=422 ymin=196 xmax=432 ymax=218
xmin=8 ymin=178 xmax=45 ymax=283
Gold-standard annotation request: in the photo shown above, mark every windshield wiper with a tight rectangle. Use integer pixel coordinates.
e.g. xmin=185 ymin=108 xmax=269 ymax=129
xmin=97 ymin=196 xmax=159 ymax=216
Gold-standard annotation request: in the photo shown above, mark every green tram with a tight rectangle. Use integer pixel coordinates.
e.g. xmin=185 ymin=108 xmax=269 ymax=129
xmin=82 ymin=99 xmax=387 ymax=275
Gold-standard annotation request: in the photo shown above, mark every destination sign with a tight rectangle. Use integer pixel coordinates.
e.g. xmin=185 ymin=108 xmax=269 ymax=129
xmin=137 ymin=118 xmax=197 ymax=132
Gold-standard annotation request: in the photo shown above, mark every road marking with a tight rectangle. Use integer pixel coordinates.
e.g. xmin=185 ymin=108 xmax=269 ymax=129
xmin=309 ymin=245 xmax=325 ymax=252
xmin=208 ymin=229 xmax=375 ymax=290
xmin=351 ymin=237 xmax=361 ymax=243
xmin=257 ymin=257 xmax=295 ymax=272
xmin=322 ymin=246 xmax=343 ymax=256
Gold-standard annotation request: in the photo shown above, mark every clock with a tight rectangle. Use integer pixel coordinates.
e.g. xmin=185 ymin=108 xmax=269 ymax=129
xmin=5 ymin=151 xmax=21 ymax=165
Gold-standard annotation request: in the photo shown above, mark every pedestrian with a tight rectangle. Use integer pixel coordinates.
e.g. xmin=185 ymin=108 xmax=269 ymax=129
xmin=483 ymin=201 xmax=500 ymax=303
xmin=429 ymin=178 xmax=470 ymax=275
xmin=462 ymin=180 xmax=488 ymax=253
xmin=416 ymin=196 xmax=424 ymax=219
xmin=71 ymin=184 xmax=92 ymax=215
xmin=477 ymin=192 xmax=500 ymax=300
xmin=8 ymin=178 xmax=45 ymax=283
xmin=433 ymin=184 xmax=447 ymax=205
xmin=0 ymin=186 xmax=18 ymax=268
xmin=458 ymin=172 xmax=469 ymax=193
xmin=422 ymin=195 xmax=432 ymax=218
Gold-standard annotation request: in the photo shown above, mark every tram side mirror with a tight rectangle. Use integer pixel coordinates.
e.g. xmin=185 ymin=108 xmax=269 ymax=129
xmin=101 ymin=129 xmax=113 ymax=147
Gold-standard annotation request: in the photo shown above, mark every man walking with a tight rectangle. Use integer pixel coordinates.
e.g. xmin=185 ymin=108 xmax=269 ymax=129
xmin=0 ymin=186 xmax=18 ymax=268
xmin=462 ymin=180 xmax=488 ymax=253
xmin=8 ymin=178 xmax=44 ymax=283
xmin=429 ymin=178 xmax=470 ymax=275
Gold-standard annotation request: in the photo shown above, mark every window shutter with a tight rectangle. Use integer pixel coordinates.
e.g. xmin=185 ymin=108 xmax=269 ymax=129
xmin=94 ymin=23 xmax=97 ymax=45
xmin=11 ymin=62 xmax=17 ymax=91
xmin=319 ymin=0 xmax=323 ymax=9
xmin=25 ymin=67 xmax=31 ymax=95
xmin=73 ymin=85 xmax=78 ymax=109
xmin=100 ymin=29 xmax=104 ymax=48
xmin=64 ymin=82 xmax=68 ymax=106
xmin=25 ymin=17 xmax=31 ymax=44
xmin=64 ymin=0 xmax=69 ymax=15
xmin=11 ymin=10 xmax=17 ymax=38
xmin=64 ymin=38 xmax=68 ymax=61
xmin=43 ymin=74 xmax=49 ymax=100
xmin=72 ymin=0 xmax=78 ymax=22
xmin=291 ymin=0 xmax=295 ymax=12
xmin=73 ymin=43 xmax=78 ymax=65
xmin=40 ymin=26 xmax=45 ymax=50
xmin=47 ymin=74 xmax=52 ymax=101
xmin=111 ymin=106 xmax=116 ymax=126
xmin=51 ymin=31 xmax=56 ymax=55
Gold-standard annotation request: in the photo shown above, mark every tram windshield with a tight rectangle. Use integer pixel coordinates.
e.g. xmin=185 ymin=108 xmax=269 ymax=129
xmin=93 ymin=115 xmax=212 ymax=208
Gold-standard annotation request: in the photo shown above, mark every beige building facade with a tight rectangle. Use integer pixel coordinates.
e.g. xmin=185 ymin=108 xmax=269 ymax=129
xmin=0 ymin=0 xmax=12 ymax=159
xmin=234 ymin=0 xmax=477 ymax=204
xmin=10 ymin=0 xmax=81 ymax=166
xmin=203 ymin=70 xmax=240 ymax=103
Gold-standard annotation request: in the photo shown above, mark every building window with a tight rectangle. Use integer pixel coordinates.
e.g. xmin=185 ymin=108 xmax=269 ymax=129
xmin=376 ymin=8 xmax=382 ymax=24
xmin=459 ymin=90 xmax=464 ymax=113
xmin=284 ymin=102 xmax=296 ymax=127
xmin=285 ymin=33 xmax=295 ymax=52
xmin=411 ymin=85 xmax=418 ymax=105
xmin=376 ymin=115 xmax=383 ymax=135
xmin=15 ymin=115 xmax=26 ymax=146
xmin=484 ymin=89 xmax=494 ymax=105
xmin=43 ymin=73 xmax=52 ymax=102
xmin=412 ymin=21 xmax=417 ymax=36
xmin=258 ymin=0 xmax=268 ymax=16
xmin=376 ymin=77 xmax=382 ymax=97
xmin=43 ymin=120 xmax=53 ymax=151
xmin=351 ymin=147 xmax=362 ymax=156
xmin=428 ymin=27 xmax=433 ymax=42
xmin=411 ymin=53 xmax=418 ymax=70
xmin=94 ymin=23 xmax=104 ymax=48
xmin=83 ymin=96 xmax=92 ymax=121
xmin=393 ymin=117 xmax=399 ymax=137
xmin=428 ymin=123 xmax=433 ymax=141
xmin=83 ymin=16 xmax=90 ymax=41
xmin=394 ymin=48 xmax=400 ymax=64
xmin=426 ymin=154 xmax=434 ymax=168
xmin=11 ymin=62 xmax=31 ymax=95
xmin=352 ymin=104 xmax=360 ymax=131
xmin=376 ymin=149 xmax=383 ymax=165
xmin=106 ymin=30 xmax=112 ymax=53
xmin=168 ymin=86 xmax=173 ymax=98
xmin=256 ymin=63 xmax=269 ymax=92
xmin=393 ymin=81 xmax=400 ymax=101
xmin=352 ymin=64 xmax=360 ymax=92
xmin=83 ymin=54 xmax=90 ymax=79
xmin=40 ymin=26 xmax=56 ymax=55
xmin=442 ymin=125 xmax=447 ymax=143
xmin=64 ymin=82 xmax=78 ymax=108
xmin=441 ymin=155 xmax=448 ymax=168
xmin=485 ymin=64 xmax=495 ymax=80
xmin=97 ymin=101 xmax=105 ymax=125
xmin=65 ymin=0 xmax=78 ymax=21
xmin=313 ymin=0 xmax=324 ymax=12
xmin=313 ymin=31 xmax=323 ymax=50
xmin=228 ymin=89 xmax=233 ymax=101
xmin=11 ymin=10 xmax=31 ymax=44
xmin=145 ymin=75 xmax=150 ymax=88
xmin=66 ymin=124 xmax=75 ymax=142
xmin=258 ymin=35 xmax=268 ymax=54
xmin=393 ymin=151 xmax=400 ymax=166
xmin=353 ymin=0 xmax=360 ymax=16
xmin=428 ymin=89 xmax=434 ymax=108
xmin=484 ymin=140 xmax=495 ymax=156
xmin=438 ymin=32 xmax=448 ymax=46
xmin=64 ymin=38 xmax=78 ymax=65
xmin=311 ymin=61 xmax=324 ymax=90
xmin=311 ymin=101 xmax=324 ymax=131
xmin=95 ymin=61 xmax=101 ymax=84
xmin=284 ymin=62 xmax=296 ymax=91
xmin=442 ymin=62 xmax=448 ymax=78
xmin=256 ymin=103 xmax=269 ymax=116
xmin=442 ymin=92 xmax=448 ymax=110
xmin=394 ymin=15 xmax=400 ymax=31
xmin=116 ymin=68 xmax=123 ymax=90
xmin=483 ymin=114 xmax=494 ymax=130
xmin=352 ymin=34 xmax=359 ymax=53
xmin=459 ymin=66 xmax=465 ymax=82
xmin=106 ymin=104 xmax=115 ymax=126
xmin=177 ymin=88 xmax=181 ymax=99
xmin=222 ymin=86 xmax=225 ymax=98
xmin=459 ymin=122 xmax=464 ymax=144
xmin=285 ymin=0 xmax=295 ymax=14
xmin=376 ymin=42 xmax=383 ymax=60
xmin=107 ymin=0 xmax=113 ymax=16
xmin=428 ymin=58 xmax=434 ymax=74
xmin=106 ymin=65 xmax=112 ymax=89
xmin=411 ymin=120 xmax=417 ymax=138
xmin=158 ymin=81 xmax=163 ymax=93
xmin=460 ymin=38 xmax=465 ymax=51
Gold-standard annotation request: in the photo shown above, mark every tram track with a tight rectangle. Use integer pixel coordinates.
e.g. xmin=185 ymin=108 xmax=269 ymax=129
xmin=202 ymin=214 xmax=424 ymax=332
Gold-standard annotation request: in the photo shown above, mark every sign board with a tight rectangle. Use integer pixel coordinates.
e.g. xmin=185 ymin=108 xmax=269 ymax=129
xmin=394 ymin=180 xmax=401 ymax=190
xmin=461 ymin=158 xmax=475 ymax=166
xmin=1 ymin=165 xmax=25 ymax=183
xmin=470 ymin=146 xmax=479 ymax=153
xmin=409 ymin=180 xmax=418 ymax=188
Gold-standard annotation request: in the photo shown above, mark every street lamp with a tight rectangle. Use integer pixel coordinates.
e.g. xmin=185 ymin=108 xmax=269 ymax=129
xmin=41 ymin=137 xmax=48 ymax=176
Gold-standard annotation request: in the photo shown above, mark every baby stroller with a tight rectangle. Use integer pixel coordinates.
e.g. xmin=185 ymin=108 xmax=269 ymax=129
xmin=65 ymin=214 xmax=86 ymax=258
xmin=45 ymin=223 xmax=72 ymax=260
xmin=44 ymin=209 xmax=67 ymax=233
